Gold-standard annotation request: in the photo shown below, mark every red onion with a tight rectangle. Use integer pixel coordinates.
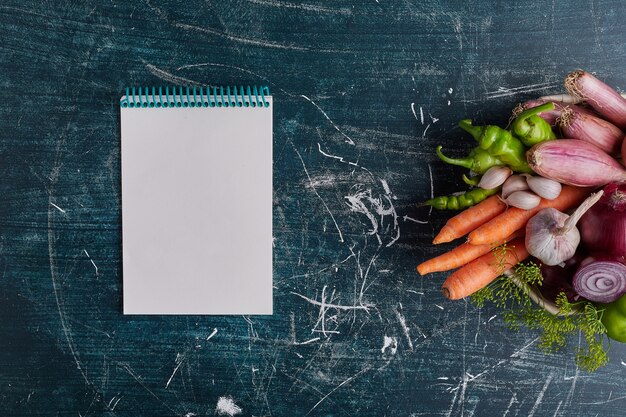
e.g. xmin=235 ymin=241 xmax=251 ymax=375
xmin=622 ymin=136 xmax=626 ymax=164
xmin=527 ymin=139 xmax=626 ymax=187
xmin=540 ymin=255 xmax=584 ymax=303
xmin=558 ymin=107 xmax=624 ymax=155
xmin=572 ymin=257 xmax=626 ymax=303
xmin=580 ymin=182 xmax=626 ymax=256
xmin=565 ymin=70 xmax=626 ymax=129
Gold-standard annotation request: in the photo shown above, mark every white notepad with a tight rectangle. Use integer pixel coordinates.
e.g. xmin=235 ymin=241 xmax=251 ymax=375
xmin=120 ymin=86 xmax=273 ymax=315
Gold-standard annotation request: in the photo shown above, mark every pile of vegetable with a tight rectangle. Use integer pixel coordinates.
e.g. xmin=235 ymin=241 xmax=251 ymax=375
xmin=417 ymin=70 xmax=626 ymax=371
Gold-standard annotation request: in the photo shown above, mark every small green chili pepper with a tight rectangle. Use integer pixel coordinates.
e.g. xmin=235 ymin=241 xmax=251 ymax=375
xmin=436 ymin=146 xmax=504 ymax=174
xmin=602 ymin=294 xmax=626 ymax=342
xmin=425 ymin=187 xmax=499 ymax=210
xmin=511 ymin=102 xmax=557 ymax=147
xmin=459 ymin=119 xmax=533 ymax=174
xmin=462 ymin=174 xmax=480 ymax=186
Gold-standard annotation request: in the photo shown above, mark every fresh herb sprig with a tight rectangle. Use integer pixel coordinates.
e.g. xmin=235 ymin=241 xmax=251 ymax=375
xmin=471 ymin=248 xmax=608 ymax=372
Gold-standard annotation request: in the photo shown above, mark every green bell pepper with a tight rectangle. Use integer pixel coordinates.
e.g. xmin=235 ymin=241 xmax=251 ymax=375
xmin=511 ymin=102 xmax=557 ymax=147
xmin=602 ymin=294 xmax=626 ymax=343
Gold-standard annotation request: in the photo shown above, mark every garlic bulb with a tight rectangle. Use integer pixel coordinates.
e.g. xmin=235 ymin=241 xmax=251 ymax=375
xmin=504 ymin=190 xmax=541 ymax=210
xmin=478 ymin=166 xmax=512 ymax=189
xmin=501 ymin=175 xmax=529 ymax=199
xmin=525 ymin=191 xmax=604 ymax=266
xmin=524 ymin=174 xmax=562 ymax=200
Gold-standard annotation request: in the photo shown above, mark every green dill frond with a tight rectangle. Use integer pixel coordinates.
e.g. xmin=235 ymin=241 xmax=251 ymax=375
xmin=514 ymin=261 xmax=543 ymax=287
xmin=467 ymin=250 xmax=610 ymax=372
xmin=493 ymin=242 xmax=509 ymax=275
xmin=556 ymin=293 xmax=573 ymax=315
xmin=470 ymin=286 xmax=494 ymax=308
xmin=575 ymin=339 xmax=609 ymax=372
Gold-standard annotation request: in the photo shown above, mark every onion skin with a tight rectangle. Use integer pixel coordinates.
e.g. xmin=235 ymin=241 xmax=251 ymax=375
xmin=527 ymin=139 xmax=626 ymax=187
xmin=565 ymin=70 xmax=626 ymax=129
xmin=558 ymin=108 xmax=624 ymax=155
xmin=622 ymin=136 xmax=626 ymax=166
xmin=572 ymin=259 xmax=626 ymax=303
xmin=580 ymin=182 xmax=626 ymax=256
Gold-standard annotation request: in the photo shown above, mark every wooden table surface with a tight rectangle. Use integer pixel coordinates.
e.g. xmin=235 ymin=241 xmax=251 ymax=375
xmin=1 ymin=1 xmax=625 ymax=416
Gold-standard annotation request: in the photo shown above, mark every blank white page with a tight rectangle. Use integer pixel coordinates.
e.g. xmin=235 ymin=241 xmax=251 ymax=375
xmin=121 ymin=94 xmax=272 ymax=315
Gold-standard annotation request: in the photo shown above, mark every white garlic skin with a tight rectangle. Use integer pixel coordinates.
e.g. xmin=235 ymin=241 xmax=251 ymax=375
xmin=501 ymin=175 xmax=529 ymax=199
xmin=525 ymin=208 xmax=580 ymax=266
xmin=505 ymin=190 xmax=541 ymax=210
xmin=478 ymin=166 xmax=512 ymax=189
xmin=524 ymin=175 xmax=562 ymax=200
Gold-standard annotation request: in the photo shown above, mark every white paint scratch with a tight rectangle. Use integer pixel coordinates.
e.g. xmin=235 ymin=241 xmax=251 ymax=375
xmin=245 ymin=0 xmax=352 ymax=15
xmin=216 ymin=396 xmax=243 ymax=416
xmin=502 ymin=393 xmax=517 ymax=417
xmin=145 ymin=63 xmax=205 ymax=86
xmin=83 ymin=249 xmax=99 ymax=277
xmin=381 ymin=336 xmax=398 ymax=355
xmin=294 ymin=147 xmax=344 ymax=242
xmin=317 ymin=143 xmax=373 ymax=179
xmin=294 ymin=337 xmax=321 ymax=345
xmin=175 ymin=22 xmax=344 ymax=53
xmin=485 ymin=81 xmax=559 ymax=99
xmin=300 ymin=95 xmax=355 ymax=144
xmin=420 ymin=106 xmax=425 ymax=125
xmin=50 ymin=202 xmax=66 ymax=213
xmin=344 ymin=180 xmax=400 ymax=248
xmin=206 ymin=328 xmax=218 ymax=341
xmin=165 ymin=353 xmax=186 ymax=389
xmin=394 ymin=308 xmax=414 ymax=351
xmin=528 ymin=373 xmax=554 ymax=417
xmin=306 ymin=366 xmax=371 ymax=416
xmin=291 ymin=289 xmax=373 ymax=311
xmin=402 ymin=215 xmax=428 ymax=224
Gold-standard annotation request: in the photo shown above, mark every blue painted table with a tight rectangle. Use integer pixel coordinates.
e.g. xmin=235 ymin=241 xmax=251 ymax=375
xmin=1 ymin=1 xmax=625 ymax=416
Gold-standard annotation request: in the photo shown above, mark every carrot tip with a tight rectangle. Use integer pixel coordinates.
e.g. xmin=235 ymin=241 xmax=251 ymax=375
xmin=441 ymin=287 xmax=451 ymax=299
xmin=432 ymin=236 xmax=447 ymax=244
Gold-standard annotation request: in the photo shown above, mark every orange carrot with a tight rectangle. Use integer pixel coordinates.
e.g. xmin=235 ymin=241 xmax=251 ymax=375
xmin=467 ymin=185 xmax=591 ymax=246
xmin=417 ymin=231 xmax=520 ymax=275
xmin=433 ymin=195 xmax=507 ymax=244
xmin=441 ymin=237 xmax=529 ymax=300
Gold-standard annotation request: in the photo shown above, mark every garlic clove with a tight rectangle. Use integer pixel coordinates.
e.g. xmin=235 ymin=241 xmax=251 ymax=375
xmin=524 ymin=174 xmax=562 ymax=200
xmin=505 ymin=190 xmax=542 ymax=210
xmin=478 ymin=166 xmax=513 ymax=189
xmin=501 ymin=175 xmax=529 ymax=199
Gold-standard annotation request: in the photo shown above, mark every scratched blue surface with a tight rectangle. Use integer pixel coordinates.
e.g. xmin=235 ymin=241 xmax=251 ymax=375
xmin=1 ymin=1 xmax=626 ymax=416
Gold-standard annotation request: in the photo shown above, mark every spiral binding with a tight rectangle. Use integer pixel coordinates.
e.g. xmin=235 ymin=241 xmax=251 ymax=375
xmin=120 ymin=85 xmax=271 ymax=109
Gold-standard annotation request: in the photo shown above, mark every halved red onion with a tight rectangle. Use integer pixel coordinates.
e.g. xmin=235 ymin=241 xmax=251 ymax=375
xmin=572 ymin=259 xmax=626 ymax=303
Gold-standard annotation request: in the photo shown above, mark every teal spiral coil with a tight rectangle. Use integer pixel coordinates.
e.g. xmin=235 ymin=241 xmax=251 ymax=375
xmin=120 ymin=85 xmax=271 ymax=108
